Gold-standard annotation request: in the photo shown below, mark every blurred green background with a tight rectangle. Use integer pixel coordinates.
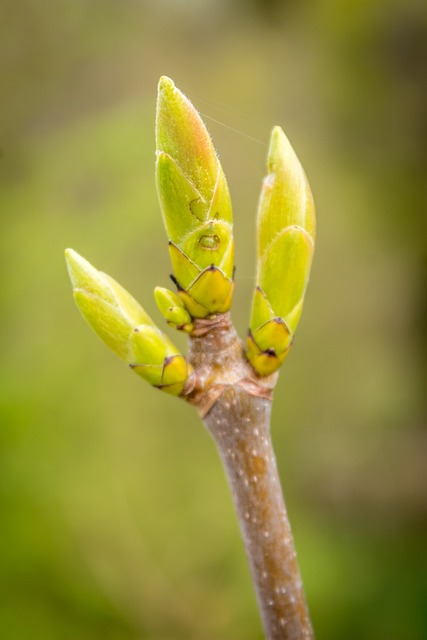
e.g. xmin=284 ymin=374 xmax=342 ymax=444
xmin=1 ymin=0 xmax=427 ymax=638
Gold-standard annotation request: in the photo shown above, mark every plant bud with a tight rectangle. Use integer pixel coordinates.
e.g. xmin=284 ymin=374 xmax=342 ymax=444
xmin=156 ymin=76 xmax=234 ymax=317
xmin=154 ymin=286 xmax=193 ymax=332
xmin=247 ymin=127 xmax=315 ymax=376
xmin=65 ymin=249 xmax=192 ymax=395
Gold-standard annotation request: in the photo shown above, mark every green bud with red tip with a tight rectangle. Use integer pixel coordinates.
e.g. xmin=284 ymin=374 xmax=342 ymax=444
xmin=156 ymin=76 xmax=234 ymax=318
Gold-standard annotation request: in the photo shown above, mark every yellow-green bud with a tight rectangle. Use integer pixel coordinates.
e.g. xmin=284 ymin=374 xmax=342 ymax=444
xmin=156 ymin=76 xmax=234 ymax=318
xmin=247 ymin=126 xmax=315 ymax=376
xmin=130 ymin=326 xmax=191 ymax=395
xmin=65 ymin=249 xmax=192 ymax=395
xmin=154 ymin=286 xmax=193 ymax=332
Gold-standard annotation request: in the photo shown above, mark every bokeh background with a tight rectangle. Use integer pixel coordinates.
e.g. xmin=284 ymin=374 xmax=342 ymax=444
xmin=1 ymin=0 xmax=427 ymax=638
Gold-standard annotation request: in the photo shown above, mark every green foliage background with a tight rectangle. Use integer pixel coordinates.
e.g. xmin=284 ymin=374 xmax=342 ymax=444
xmin=1 ymin=1 xmax=426 ymax=638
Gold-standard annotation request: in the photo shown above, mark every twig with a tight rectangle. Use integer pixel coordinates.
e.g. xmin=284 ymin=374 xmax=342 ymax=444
xmin=187 ymin=316 xmax=314 ymax=639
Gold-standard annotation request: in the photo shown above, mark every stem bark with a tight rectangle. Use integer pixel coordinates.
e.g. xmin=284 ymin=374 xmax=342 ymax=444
xmin=186 ymin=315 xmax=314 ymax=639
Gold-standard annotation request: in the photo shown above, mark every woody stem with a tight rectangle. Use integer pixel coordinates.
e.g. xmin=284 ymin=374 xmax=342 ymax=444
xmin=187 ymin=316 xmax=313 ymax=639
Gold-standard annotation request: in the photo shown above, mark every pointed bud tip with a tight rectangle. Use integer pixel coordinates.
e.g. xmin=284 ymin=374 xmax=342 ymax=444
xmin=64 ymin=247 xmax=80 ymax=269
xmin=271 ymin=125 xmax=284 ymax=139
xmin=64 ymin=248 xmax=89 ymax=288
xmin=154 ymin=286 xmax=172 ymax=305
xmin=157 ymin=76 xmax=187 ymax=114
xmin=158 ymin=75 xmax=175 ymax=94
xmin=268 ymin=125 xmax=296 ymax=172
xmin=64 ymin=247 xmax=86 ymax=266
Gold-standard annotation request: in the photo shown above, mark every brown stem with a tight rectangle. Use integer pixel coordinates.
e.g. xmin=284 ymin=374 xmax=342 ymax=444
xmin=186 ymin=315 xmax=314 ymax=640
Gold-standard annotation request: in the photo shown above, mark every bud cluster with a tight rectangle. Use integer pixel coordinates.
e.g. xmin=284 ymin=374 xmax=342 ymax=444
xmin=66 ymin=77 xmax=315 ymax=393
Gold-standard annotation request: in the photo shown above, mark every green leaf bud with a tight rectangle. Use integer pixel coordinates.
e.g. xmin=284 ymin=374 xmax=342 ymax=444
xmin=129 ymin=326 xmax=192 ymax=395
xmin=156 ymin=76 xmax=234 ymax=317
xmin=65 ymin=249 xmax=192 ymax=395
xmin=154 ymin=286 xmax=193 ymax=332
xmin=247 ymin=126 xmax=315 ymax=376
xmin=185 ymin=265 xmax=234 ymax=315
